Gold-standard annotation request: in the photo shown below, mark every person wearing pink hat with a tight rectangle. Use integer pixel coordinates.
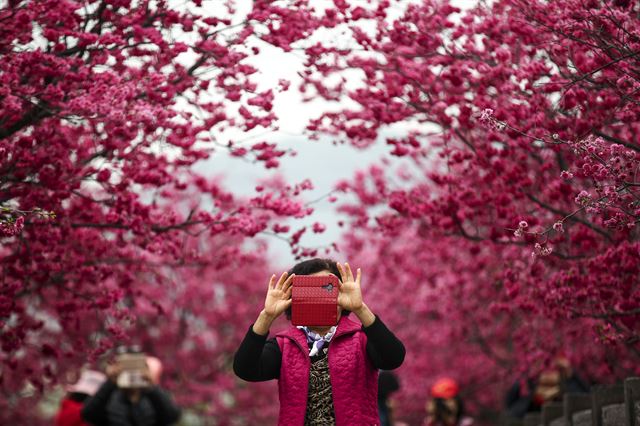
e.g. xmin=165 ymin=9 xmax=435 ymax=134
xmin=55 ymin=370 xmax=106 ymax=426
xmin=423 ymin=378 xmax=474 ymax=426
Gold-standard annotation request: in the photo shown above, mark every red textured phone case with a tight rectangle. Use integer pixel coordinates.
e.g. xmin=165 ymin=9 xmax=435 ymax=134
xmin=291 ymin=275 xmax=339 ymax=326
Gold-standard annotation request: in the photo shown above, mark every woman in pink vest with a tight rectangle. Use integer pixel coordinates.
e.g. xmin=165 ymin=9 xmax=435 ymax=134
xmin=233 ymin=258 xmax=406 ymax=426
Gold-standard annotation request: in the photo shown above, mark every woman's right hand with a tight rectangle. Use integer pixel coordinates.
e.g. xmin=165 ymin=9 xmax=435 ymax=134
xmin=262 ymin=272 xmax=294 ymax=319
xmin=253 ymin=272 xmax=293 ymax=336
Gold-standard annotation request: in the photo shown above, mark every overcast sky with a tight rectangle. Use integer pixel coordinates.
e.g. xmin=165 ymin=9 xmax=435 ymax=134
xmin=191 ymin=0 xmax=477 ymax=268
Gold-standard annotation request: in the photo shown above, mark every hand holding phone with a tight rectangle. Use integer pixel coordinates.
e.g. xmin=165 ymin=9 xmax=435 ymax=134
xmin=115 ymin=353 xmax=150 ymax=389
xmin=336 ymin=262 xmax=363 ymax=312
xmin=263 ymin=272 xmax=294 ymax=319
xmin=105 ymin=361 xmax=123 ymax=383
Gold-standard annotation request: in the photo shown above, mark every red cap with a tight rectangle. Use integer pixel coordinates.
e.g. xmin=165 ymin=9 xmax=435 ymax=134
xmin=430 ymin=377 xmax=459 ymax=399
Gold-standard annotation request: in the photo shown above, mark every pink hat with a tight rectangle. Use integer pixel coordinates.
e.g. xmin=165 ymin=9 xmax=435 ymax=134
xmin=67 ymin=370 xmax=106 ymax=395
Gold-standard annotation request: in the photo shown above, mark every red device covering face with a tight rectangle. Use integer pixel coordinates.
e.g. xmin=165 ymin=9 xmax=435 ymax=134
xmin=291 ymin=274 xmax=340 ymax=326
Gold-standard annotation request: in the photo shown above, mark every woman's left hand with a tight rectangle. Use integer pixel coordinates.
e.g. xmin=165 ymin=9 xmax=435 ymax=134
xmin=337 ymin=262 xmax=364 ymax=312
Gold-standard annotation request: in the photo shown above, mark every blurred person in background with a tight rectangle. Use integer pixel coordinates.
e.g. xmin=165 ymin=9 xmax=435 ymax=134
xmin=379 ymin=370 xmax=401 ymax=426
xmin=81 ymin=352 xmax=181 ymax=426
xmin=424 ymin=377 xmax=474 ymax=426
xmin=55 ymin=370 xmax=106 ymax=426
xmin=505 ymin=356 xmax=589 ymax=419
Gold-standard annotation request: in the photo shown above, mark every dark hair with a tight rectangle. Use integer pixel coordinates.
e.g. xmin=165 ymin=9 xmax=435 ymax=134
xmin=433 ymin=396 xmax=464 ymax=425
xmin=68 ymin=392 xmax=90 ymax=402
xmin=285 ymin=258 xmax=349 ymax=320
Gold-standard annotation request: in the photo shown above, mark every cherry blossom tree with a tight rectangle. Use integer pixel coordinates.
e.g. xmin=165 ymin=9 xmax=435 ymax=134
xmin=280 ymin=0 xmax=640 ymax=422
xmin=4 ymin=0 xmax=640 ymax=424
xmin=0 ymin=0 xmax=310 ymax=422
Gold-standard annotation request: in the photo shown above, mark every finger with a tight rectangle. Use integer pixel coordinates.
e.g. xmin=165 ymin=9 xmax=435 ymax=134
xmin=276 ymin=271 xmax=288 ymax=290
xmin=268 ymin=274 xmax=276 ymax=289
xmin=283 ymin=274 xmax=294 ymax=291
xmin=345 ymin=262 xmax=354 ymax=282
xmin=337 ymin=262 xmax=346 ymax=282
xmin=356 ymin=268 xmax=362 ymax=286
xmin=284 ymin=285 xmax=293 ymax=299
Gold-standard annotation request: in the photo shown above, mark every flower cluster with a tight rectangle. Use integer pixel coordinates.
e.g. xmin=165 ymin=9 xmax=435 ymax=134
xmin=0 ymin=216 xmax=24 ymax=237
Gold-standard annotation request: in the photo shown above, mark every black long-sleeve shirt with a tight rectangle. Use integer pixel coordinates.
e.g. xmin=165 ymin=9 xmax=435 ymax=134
xmin=233 ymin=315 xmax=405 ymax=381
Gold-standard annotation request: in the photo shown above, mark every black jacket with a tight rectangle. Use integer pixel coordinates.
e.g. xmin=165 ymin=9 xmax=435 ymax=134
xmin=505 ymin=374 xmax=589 ymax=419
xmin=81 ymin=381 xmax=181 ymax=426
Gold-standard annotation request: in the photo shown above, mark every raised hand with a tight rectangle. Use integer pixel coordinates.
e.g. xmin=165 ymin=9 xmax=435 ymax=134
xmin=336 ymin=262 xmax=364 ymax=312
xmin=105 ymin=361 xmax=123 ymax=383
xmin=263 ymin=272 xmax=294 ymax=319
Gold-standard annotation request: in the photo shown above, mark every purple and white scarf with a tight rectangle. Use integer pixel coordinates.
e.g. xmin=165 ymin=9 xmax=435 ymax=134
xmin=297 ymin=325 xmax=337 ymax=357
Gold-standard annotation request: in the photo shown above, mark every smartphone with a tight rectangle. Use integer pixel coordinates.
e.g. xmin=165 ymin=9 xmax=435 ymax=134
xmin=291 ymin=274 xmax=339 ymax=326
xmin=116 ymin=353 xmax=150 ymax=389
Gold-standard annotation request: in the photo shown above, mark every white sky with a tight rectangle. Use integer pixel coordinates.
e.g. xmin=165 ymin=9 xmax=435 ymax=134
xmin=191 ymin=0 xmax=478 ymax=268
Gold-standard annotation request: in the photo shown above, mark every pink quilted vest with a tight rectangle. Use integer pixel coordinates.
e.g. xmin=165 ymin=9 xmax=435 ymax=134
xmin=275 ymin=315 xmax=379 ymax=426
